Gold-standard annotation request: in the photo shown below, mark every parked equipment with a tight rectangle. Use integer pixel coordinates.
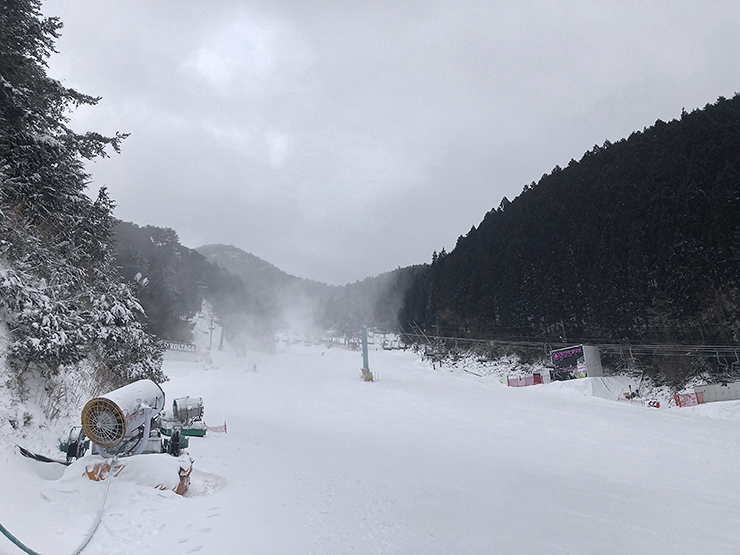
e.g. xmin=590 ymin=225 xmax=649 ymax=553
xmin=81 ymin=380 xmax=166 ymax=456
xmin=61 ymin=380 xmax=204 ymax=461
xmin=162 ymin=396 xmax=207 ymax=437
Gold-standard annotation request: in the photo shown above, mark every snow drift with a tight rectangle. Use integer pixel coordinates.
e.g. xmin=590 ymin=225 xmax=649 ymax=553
xmin=1 ymin=334 xmax=738 ymax=554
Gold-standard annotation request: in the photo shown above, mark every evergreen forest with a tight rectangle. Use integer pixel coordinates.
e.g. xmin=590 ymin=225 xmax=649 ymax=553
xmin=0 ymin=0 xmax=165 ymax=386
xmin=400 ymin=95 xmax=740 ymax=382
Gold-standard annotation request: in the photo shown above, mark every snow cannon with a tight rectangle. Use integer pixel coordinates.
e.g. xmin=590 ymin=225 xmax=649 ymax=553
xmin=173 ymin=396 xmax=204 ymax=424
xmin=81 ymin=379 xmax=165 ymax=457
xmin=162 ymin=396 xmax=207 ymax=437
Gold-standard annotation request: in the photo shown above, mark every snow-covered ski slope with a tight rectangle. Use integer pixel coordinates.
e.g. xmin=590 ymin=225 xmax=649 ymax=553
xmin=2 ymin=343 xmax=739 ymax=555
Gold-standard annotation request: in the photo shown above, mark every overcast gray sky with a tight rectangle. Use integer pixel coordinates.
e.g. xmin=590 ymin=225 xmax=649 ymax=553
xmin=42 ymin=0 xmax=740 ymax=285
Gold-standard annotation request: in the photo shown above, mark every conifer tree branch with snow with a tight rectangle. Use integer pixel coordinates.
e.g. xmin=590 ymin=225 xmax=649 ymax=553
xmin=0 ymin=0 xmax=165 ymax=390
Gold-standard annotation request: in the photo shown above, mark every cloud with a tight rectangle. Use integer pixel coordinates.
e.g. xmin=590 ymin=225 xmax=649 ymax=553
xmin=184 ymin=12 xmax=277 ymax=93
xmin=41 ymin=0 xmax=740 ymax=284
xmin=265 ymin=131 xmax=291 ymax=168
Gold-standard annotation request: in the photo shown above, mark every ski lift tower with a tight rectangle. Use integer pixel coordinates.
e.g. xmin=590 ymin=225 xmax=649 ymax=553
xmin=360 ymin=325 xmax=374 ymax=382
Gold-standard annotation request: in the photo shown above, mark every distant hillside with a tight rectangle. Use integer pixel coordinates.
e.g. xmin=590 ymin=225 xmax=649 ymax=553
xmin=112 ymin=224 xmax=273 ymax=348
xmin=401 ymin=95 xmax=740 ymax=380
xmin=197 ymin=245 xmax=309 ymax=290
xmin=198 ymin=244 xmax=422 ymax=333
xmin=197 ymin=244 xmax=335 ymax=316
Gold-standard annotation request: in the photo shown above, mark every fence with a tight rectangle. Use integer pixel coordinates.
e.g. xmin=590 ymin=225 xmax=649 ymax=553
xmin=674 ymin=392 xmax=705 ymax=407
xmin=400 ymin=330 xmax=740 ymax=360
xmin=507 ymin=374 xmax=544 ymax=387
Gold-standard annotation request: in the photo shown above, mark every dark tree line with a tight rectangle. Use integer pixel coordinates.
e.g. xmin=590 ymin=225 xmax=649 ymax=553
xmin=401 ymin=96 xmax=740 ymax=356
xmin=319 ymin=266 xmax=426 ymax=330
xmin=112 ymin=222 xmax=209 ymax=342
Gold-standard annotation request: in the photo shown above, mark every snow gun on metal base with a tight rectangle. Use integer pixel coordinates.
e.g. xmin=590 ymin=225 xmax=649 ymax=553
xmin=52 ymin=380 xmax=222 ymax=496
xmin=59 ymin=380 xmax=214 ymax=463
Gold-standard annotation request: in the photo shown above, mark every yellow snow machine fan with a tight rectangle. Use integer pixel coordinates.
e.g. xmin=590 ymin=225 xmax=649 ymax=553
xmin=81 ymin=379 xmax=166 ymax=457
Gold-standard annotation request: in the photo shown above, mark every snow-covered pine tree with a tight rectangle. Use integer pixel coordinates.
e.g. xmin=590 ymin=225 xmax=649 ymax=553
xmin=0 ymin=0 xmax=165 ymax=386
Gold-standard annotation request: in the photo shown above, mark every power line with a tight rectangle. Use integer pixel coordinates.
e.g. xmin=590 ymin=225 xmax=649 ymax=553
xmin=399 ymin=331 xmax=740 ymax=358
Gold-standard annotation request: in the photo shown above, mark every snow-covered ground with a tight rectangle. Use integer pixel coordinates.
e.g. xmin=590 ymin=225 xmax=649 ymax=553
xmin=1 ymin=335 xmax=739 ymax=554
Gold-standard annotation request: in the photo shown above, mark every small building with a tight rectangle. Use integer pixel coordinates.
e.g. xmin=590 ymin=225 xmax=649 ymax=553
xmin=694 ymin=381 xmax=740 ymax=403
xmin=550 ymin=344 xmax=603 ymax=381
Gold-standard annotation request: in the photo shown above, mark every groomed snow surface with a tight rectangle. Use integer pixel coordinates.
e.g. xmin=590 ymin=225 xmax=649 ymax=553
xmin=1 ymin=340 xmax=739 ymax=554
